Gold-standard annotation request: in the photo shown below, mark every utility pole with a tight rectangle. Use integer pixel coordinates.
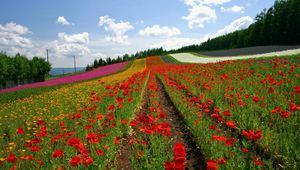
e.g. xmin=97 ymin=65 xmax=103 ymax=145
xmin=74 ymin=56 xmax=77 ymax=73
xmin=46 ymin=49 xmax=49 ymax=62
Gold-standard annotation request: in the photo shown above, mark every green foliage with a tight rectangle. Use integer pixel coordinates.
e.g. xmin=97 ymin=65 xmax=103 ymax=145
xmin=170 ymin=0 xmax=300 ymax=53
xmin=0 ymin=52 xmax=51 ymax=88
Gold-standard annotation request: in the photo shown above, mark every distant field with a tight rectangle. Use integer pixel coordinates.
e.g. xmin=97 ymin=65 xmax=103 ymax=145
xmin=170 ymin=48 xmax=300 ymax=63
xmin=198 ymin=45 xmax=300 ymax=57
xmin=49 ymin=67 xmax=85 ymax=75
xmin=0 ymin=62 xmax=128 ymax=94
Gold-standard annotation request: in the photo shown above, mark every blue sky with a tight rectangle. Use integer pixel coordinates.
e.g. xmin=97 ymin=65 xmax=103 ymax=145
xmin=0 ymin=0 xmax=275 ymax=67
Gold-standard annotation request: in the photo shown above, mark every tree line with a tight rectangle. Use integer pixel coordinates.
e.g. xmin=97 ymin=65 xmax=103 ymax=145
xmin=86 ymin=47 xmax=166 ymax=71
xmin=170 ymin=0 xmax=300 ymax=53
xmin=0 ymin=52 xmax=51 ymax=88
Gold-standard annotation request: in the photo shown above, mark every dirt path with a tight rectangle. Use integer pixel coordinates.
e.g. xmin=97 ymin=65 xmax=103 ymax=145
xmin=115 ymin=86 xmax=150 ymax=170
xmin=156 ymin=76 xmax=206 ymax=170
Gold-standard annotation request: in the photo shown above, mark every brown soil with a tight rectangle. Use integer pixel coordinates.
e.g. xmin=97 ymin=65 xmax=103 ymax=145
xmin=115 ymin=87 xmax=150 ymax=170
xmin=156 ymin=76 xmax=206 ymax=170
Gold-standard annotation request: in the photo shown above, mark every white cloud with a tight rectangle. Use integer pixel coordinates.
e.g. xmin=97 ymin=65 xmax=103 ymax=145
xmin=46 ymin=32 xmax=91 ymax=59
xmin=56 ymin=16 xmax=74 ymax=26
xmin=0 ymin=22 xmax=33 ymax=54
xmin=46 ymin=40 xmax=90 ymax=57
xmin=0 ymin=22 xmax=31 ymax=35
xmin=152 ymin=36 xmax=210 ymax=50
xmin=139 ymin=25 xmax=181 ymax=37
xmin=98 ymin=16 xmax=134 ymax=44
xmin=184 ymin=0 xmax=231 ymax=6
xmin=183 ymin=4 xmax=217 ymax=29
xmin=58 ymin=32 xmax=89 ymax=44
xmin=213 ymin=16 xmax=253 ymax=37
xmin=221 ymin=5 xmax=245 ymax=13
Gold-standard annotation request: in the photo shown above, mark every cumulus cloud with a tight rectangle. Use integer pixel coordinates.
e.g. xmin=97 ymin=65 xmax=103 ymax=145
xmin=213 ymin=16 xmax=253 ymax=37
xmin=56 ymin=16 xmax=74 ymax=26
xmin=0 ymin=22 xmax=33 ymax=55
xmin=46 ymin=32 xmax=91 ymax=58
xmin=58 ymin=32 xmax=89 ymax=44
xmin=98 ymin=16 xmax=134 ymax=44
xmin=221 ymin=5 xmax=245 ymax=13
xmin=184 ymin=0 xmax=231 ymax=6
xmin=139 ymin=25 xmax=181 ymax=37
xmin=152 ymin=36 xmax=210 ymax=50
xmin=183 ymin=4 xmax=217 ymax=29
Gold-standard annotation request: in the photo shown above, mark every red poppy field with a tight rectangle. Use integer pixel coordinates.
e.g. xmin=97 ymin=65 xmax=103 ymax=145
xmin=0 ymin=55 xmax=299 ymax=169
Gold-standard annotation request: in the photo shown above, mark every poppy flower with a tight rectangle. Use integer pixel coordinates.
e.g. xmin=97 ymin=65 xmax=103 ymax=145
xmin=254 ymin=159 xmax=264 ymax=166
xmin=218 ymin=158 xmax=226 ymax=164
xmin=21 ymin=155 xmax=35 ymax=161
xmin=280 ymin=111 xmax=290 ymax=118
xmin=116 ymin=97 xmax=124 ymax=103
xmin=69 ymin=156 xmax=81 ymax=166
xmin=207 ymin=160 xmax=218 ymax=170
xmin=222 ymin=110 xmax=231 ymax=116
xmin=226 ymin=121 xmax=236 ymax=129
xmin=96 ymin=149 xmax=104 ymax=156
xmin=16 ymin=128 xmax=25 ymax=134
xmin=252 ymin=96 xmax=259 ymax=102
xmin=164 ymin=161 xmax=174 ymax=170
xmin=289 ymin=103 xmax=299 ymax=112
xmin=107 ymin=104 xmax=115 ymax=111
xmin=6 ymin=154 xmax=18 ymax=163
xmin=52 ymin=150 xmax=63 ymax=158
xmin=242 ymin=148 xmax=249 ymax=153
xmin=82 ymin=156 xmax=93 ymax=165
xmin=30 ymin=146 xmax=42 ymax=152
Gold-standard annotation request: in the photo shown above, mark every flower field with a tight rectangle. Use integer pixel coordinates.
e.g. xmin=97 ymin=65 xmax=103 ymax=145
xmin=170 ymin=48 xmax=300 ymax=63
xmin=0 ymin=62 xmax=128 ymax=94
xmin=0 ymin=54 xmax=299 ymax=169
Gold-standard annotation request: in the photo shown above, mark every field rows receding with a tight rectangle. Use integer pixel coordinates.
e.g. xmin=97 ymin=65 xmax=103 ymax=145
xmin=169 ymin=48 xmax=300 ymax=63
xmin=0 ymin=55 xmax=299 ymax=170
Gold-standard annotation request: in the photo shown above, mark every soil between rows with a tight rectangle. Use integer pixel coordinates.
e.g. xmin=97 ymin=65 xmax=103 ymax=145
xmin=156 ymin=76 xmax=206 ymax=170
xmin=116 ymin=75 xmax=206 ymax=169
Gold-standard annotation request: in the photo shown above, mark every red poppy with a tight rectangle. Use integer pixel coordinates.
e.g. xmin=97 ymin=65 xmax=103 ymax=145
xmin=96 ymin=149 xmax=104 ymax=155
xmin=107 ymin=104 xmax=115 ymax=111
xmin=254 ymin=159 xmax=264 ymax=166
xmin=30 ymin=146 xmax=42 ymax=152
xmin=164 ymin=161 xmax=175 ymax=170
xmin=16 ymin=127 xmax=25 ymax=134
xmin=226 ymin=121 xmax=236 ymax=129
xmin=222 ymin=110 xmax=231 ymax=116
xmin=267 ymin=87 xmax=274 ymax=93
xmin=280 ymin=111 xmax=290 ymax=118
xmin=6 ymin=154 xmax=18 ymax=163
xmin=242 ymin=148 xmax=249 ymax=153
xmin=114 ymin=136 xmax=121 ymax=145
xmin=96 ymin=114 xmax=104 ymax=119
xmin=252 ymin=96 xmax=259 ymax=102
xmin=52 ymin=150 xmax=63 ymax=158
xmin=21 ymin=155 xmax=35 ymax=160
xmin=218 ymin=158 xmax=226 ymax=164
xmin=82 ymin=156 xmax=93 ymax=166
xmin=207 ymin=160 xmax=218 ymax=170
xmin=68 ymin=138 xmax=81 ymax=147
xmin=289 ymin=103 xmax=299 ymax=112
xmin=69 ymin=156 xmax=81 ymax=166
xmin=116 ymin=97 xmax=124 ymax=103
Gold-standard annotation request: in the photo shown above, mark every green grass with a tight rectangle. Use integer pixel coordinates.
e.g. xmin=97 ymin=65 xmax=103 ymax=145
xmin=160 ymin=55 xmax=182 ymax=64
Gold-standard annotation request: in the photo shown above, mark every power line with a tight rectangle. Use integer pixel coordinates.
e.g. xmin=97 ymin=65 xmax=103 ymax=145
xmin=46 ymin=49 xmax=49 ymax=62
xmin=74 ymin=56 xmax=76 ymax=72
